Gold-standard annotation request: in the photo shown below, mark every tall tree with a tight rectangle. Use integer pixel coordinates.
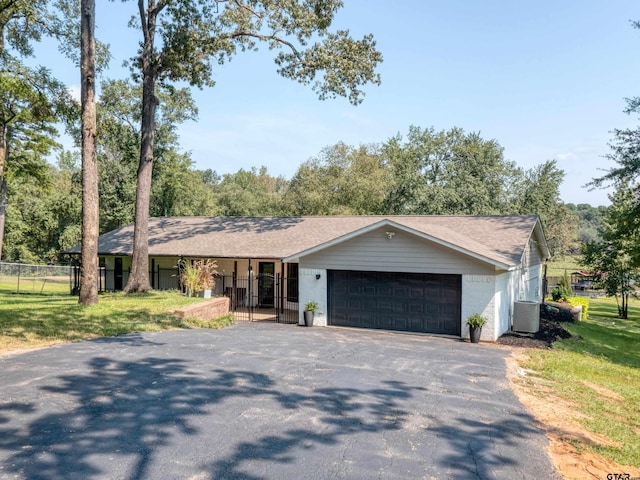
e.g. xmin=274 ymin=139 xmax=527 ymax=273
xmin=3 ymin=153 xmax=81 ymax=263
xmin=566 ymin=203 xmax=606 ymax=247
xmin=383 ymin=126 xmax=517 ymax=215
xmin=582 ymin=183 xmax=640 ymax=319
xmin=121 ymin=0 xmax=382 ymax=292
xmin=1 ymin=1 xmax=52 ymax=260
xmin=0 ymin=1 xmax=48 ymax=57
xmin=79 ymin=0 xmax=99 ymax=305
xmin=151 ymin=152 xmax=217 ymax=216
xmin=587 ymin=20 xmax=640 ymax=264
xmin=213 ymin=166 xmax=289 ymax=216
xmin=515 ymin=160 xmax=577 ymax=257
xmin=0 ymin=0 xmax=85 ymax=261
xmin=0 ymin=63 xmax=65 ymax=260
xmin=286 ymin=143 xmax=388 ymax=215
xmin=90 ymin=78 xmax=198 ymax=230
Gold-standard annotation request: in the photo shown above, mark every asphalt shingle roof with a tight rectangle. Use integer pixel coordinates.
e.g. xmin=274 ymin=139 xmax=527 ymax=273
xmin=72 ymin=215 xmax=544 ymax=268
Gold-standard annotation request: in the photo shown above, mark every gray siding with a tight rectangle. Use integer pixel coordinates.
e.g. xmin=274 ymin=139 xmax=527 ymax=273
xmin=301 ymin=227 xmax=494 ymax=275
xmin=525 ymin=238 xmax=543 ymax=267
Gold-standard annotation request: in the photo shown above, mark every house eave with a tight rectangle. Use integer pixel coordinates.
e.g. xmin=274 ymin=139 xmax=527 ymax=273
xmin=283 ymin=218 xmax=514 ymax=270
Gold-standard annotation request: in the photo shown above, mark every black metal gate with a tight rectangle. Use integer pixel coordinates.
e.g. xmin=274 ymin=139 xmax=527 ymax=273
xmin=215 ymin=273 xmax=299 ymax=324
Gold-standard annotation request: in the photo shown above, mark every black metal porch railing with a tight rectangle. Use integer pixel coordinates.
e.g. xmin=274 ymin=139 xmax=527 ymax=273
xmin=214 ymin=273 xmax=299 ymax=324
xmin=71 ymin=267 xmax=299 ymax=324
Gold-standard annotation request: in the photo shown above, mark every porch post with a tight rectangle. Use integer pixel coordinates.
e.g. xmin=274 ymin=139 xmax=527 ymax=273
xmin=248 ymin=258 xmax=252 ymax=321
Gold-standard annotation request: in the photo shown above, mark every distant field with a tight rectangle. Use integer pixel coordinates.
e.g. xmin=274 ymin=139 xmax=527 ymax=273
xmin=546 ymin=255 xmax=583 ymax=278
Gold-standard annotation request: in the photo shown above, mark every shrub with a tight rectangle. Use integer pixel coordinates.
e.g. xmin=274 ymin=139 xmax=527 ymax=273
xmin=568 ymin=296 xmax=589 ymax=320
xmin=304 ymin=301 xmax=319 ymax=312
xmin=466 ymin=313 xmax=488 ymax=328
xmin=551 ymin=271 xmax=572 ymax=302
xmin=180 ymin=259 xmax=218 ymax=297
xmin=550 ymin=286 xmax=563 ymax=302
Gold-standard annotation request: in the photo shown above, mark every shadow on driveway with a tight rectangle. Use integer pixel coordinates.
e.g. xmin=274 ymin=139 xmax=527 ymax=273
xmin=0 ymin=325 xmax=560 ymax=479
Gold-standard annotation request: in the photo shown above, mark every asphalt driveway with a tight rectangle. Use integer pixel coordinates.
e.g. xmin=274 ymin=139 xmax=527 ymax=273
xmin=0 ymin=323 xmax=560 ymax=479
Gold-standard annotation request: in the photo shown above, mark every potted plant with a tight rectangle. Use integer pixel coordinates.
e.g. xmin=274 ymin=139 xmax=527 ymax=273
xmin=303 ymin=301 xmax=318 ymax=327
xmin=197 ymin=259 xmax=218 ymax=298
xmin=180 ymin=259 xmax=218 ymax=297
xmin=466 ymin=313 xmax=487 ymax=343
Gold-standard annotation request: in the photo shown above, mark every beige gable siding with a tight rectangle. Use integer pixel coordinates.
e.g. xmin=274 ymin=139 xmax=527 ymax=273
xmin=301 ymin=227 xmax=494 ymax=275
xmin=524 ymin=238 xmax=544 ymax=267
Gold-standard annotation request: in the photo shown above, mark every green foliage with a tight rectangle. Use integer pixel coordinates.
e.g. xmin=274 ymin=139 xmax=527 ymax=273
xmin=582 ymin=183 xmax=640 ymax=319
xmin=89 ymin=78 xmax=207 ymax=230
xmin=567 ymin=296 xmax=589 ymax=320
xmin=120 ymin=0 xmax=382 ymax=292
xmin=383 ymin=126 xmax=518 ymax=215
xmin=560 ymin=270 xmax=572 ymax=297
xmin=214 ymin=166 xmax=290 ymax=216
xmin=185 ymin=0 xmax=384 ymax=105
xmin=551 ymin=270 xmax=572 ymax=302
xmin=566 ymin=203 xmax=606 ymax=247
xmin=550 ymin=287 xmax=563 ymax=302
xmin=304 ymin=301 xmax=319 ymax=312
xmin=180 ymin=259 xmax=218 ymax=297
xmin=286 ymin=143 xmax=388 ymax=215
xmin=151 ymin=152 xmax=217 ymax=217
xmin=3 ymin=157 xmax=81 ymax=263
xmin=0 ymin=59 xmax=74 ymax=260
xmin=0 ymin=0 xmax=50 ymax=57
xmin=465 ymin=313 xmax=487 ymax=328
xmin=589 ymin=87 xmax=640 ymax=190
xmin=515 ymin=160 xmax=577 ymax=257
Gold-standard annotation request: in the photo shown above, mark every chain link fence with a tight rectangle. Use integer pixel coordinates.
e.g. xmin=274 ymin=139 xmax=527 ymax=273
xmin=0 ymin=261 xmax=72 ymax=295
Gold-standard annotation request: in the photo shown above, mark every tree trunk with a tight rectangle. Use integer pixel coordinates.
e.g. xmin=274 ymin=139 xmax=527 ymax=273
xmin=124 ymin=2 xmax=158 ymax=293
xmin=0 ymin=125 xmax=6 ymax=261
xmin=79 ymin=0 xmax=99 ymax=305
xmin=0 ymin=173 xmax=6 ymax=262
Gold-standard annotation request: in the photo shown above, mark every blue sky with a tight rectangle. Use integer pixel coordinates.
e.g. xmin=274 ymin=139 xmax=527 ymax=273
xmin=32 ymin=1 xmax=640 ymax=206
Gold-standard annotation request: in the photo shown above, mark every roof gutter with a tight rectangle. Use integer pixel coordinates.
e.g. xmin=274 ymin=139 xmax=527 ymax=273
xmin=283 ymin=219 xmax=514 ymax=270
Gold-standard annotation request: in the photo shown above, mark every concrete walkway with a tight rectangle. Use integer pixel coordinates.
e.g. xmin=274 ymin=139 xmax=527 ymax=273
xmin=0 ymin=323 xmax=560 ymax=479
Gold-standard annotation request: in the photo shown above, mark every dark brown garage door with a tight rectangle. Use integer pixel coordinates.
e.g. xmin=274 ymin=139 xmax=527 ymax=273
xmin=328 ymin=270 xmax=461 ymax=335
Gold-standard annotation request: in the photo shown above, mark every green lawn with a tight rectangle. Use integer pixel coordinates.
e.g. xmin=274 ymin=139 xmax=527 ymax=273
xmin=0 ymin=291 xmax=235 ymax=353
xmin=521 ymin=297 xmax=640 ymax=467
xmin=0 ymin=276 xmax=71 ymax=295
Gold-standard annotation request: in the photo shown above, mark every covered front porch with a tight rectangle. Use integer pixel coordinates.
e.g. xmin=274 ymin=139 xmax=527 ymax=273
xmin=83 ymin=255 xmax=300 ymax=324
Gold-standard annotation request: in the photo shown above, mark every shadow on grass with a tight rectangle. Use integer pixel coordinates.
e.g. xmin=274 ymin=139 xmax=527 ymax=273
xmin=0 ymin=306 xmax=179 ymax=344
xmin=0 ymin=291 xmax=216 ymax=346
xmin=559 ymin=318 xmax=640 ymax=368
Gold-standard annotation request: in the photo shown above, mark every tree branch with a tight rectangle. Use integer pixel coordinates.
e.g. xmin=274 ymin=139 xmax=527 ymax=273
xmin=227 ymin=30 xmax=304 ymax=63
xmin=230 ymin=0 xmax=263 ymax=21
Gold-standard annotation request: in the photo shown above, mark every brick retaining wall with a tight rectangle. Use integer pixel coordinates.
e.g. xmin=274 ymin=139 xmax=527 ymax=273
xmin=175 ymin=297 xmax=230 ymax=320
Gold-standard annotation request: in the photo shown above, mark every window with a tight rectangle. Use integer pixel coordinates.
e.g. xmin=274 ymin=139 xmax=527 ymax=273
xmin=286 ymin=263 xmax=299 ymax=303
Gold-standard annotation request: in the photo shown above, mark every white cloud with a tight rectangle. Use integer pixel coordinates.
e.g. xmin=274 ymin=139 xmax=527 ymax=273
xmin=556 ymin=152 xmax=579 ymax=162
xmin=67 ymin=85 xmax=81 ymax=102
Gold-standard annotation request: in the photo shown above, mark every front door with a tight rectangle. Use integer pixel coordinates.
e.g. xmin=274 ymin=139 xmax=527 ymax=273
xmin=258 ymin=262 xmax=275 ymax=307
xmin=114 ymin=257 xmax=123 ymax=290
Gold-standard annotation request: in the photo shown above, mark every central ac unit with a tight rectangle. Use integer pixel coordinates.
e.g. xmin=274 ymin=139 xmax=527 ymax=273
xmin=512 ymin=301 xmax=540 ymax=333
